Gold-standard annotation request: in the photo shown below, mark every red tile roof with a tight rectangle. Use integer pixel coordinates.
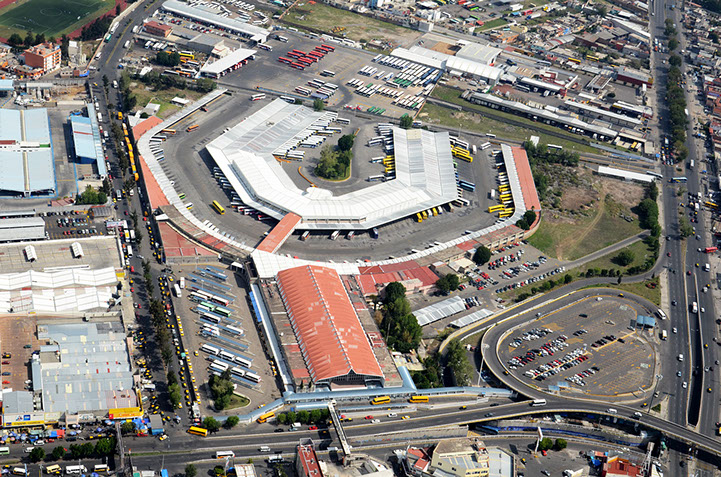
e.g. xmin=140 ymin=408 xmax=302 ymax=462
xmin=297 ymin=444 xmax=323 ymax=477
xmin=157 ymin=222 xmax=216 ymax=257
xmin=132 ymin=116 xmax=163 ymax=139
xmin=277 ymin=265 xmax=383 ymax=383
xmin=511 ymin=146 xmax=541 ymax=213
xmin=356 ymin=264 xmax=439 ymax=296
xmin=602 ymin=458 xmax=642 ymax=477
xmin=256 ymin=212 xmax=301 ymax=253
xmin=137 ymin=154 xmax=170 ymax=210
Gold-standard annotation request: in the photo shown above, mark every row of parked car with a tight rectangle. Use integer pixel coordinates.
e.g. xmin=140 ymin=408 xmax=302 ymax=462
xmin=591 ymin=334 xmax=618 ymax=348
xmin=564 ymin=364 xmax=598 ymax=387
xmin=528 ymin=348 xmax=589 ymax=382
xmin=495 ymin=266 xmax=566 ymax=294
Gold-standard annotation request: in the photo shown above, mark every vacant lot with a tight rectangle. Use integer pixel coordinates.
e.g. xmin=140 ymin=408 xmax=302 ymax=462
xmin=129 ymin=85 xmax=204 ymax=119
xmin=529 ymin=172 xmax=645 ymax=261
xmin=282 ymin=2 xmax=419 ymax=48
xmin=0 ymin=0 xmax=114 ymax=38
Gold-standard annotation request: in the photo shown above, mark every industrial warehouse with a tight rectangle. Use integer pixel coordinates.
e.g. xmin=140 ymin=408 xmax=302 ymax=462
xmin=205 ymin=98 xmax=459 ymax=231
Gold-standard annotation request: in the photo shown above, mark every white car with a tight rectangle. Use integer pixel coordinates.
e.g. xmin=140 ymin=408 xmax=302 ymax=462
xmin=672 ymin=327 xmax=677 ymax=333
xmin=683 ymin=382 xmax=688 ymax=389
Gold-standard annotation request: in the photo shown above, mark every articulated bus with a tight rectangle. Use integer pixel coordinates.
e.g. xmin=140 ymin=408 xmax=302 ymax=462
xmin=408 ymin=395 xmax=429 ymax=403
xmin=291 ymin=49 xmax=306 ymax=55
xmin=257 ymin=411 xmax=275 ymax=423
xmin=705 ymin=201 xmax=719 ymax=209
xmin=212 ymin=200 xmax=226 ymax=215
xmin=371 ymin=396 xmax=391 ymax=405
xmin=188 ymin=426 xmax=208 ymax=437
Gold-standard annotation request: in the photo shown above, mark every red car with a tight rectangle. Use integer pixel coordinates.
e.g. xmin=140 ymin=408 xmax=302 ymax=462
xmin=1 ymin=361 xmax=8 ymax=365
xmin=2 ymin=381 xmax=9 ymax=384
xmin=541 ymin=450 xmax=547 ymax=456
xmin=130 ymin=266 xmax=135 ymax=273
xmin=308 ymin=426 xmax=318 ymax=430
xmin=364 ymin=415 xmax=373 ymax=420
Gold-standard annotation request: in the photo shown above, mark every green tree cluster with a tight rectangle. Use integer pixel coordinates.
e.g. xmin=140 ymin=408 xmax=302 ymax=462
xmin=208 ymin=370 xmax=235 ymax=410
xmin=276 ymin=408 xmax=330 ymax=425
xmin=315 ymin=143 xmax=352 ymax=180
xmin=148 ymin=299 xmax=173 ymax=367
xmin=155 ymin=51 xmax=181 ymax=67
xmin=523 ymin=141 xmax=580 ymax=167
xmin=80 ymin=16 xmax=115 ymax=42
xmin=411 ymin=354 xmax=443 ymax=389
xmin=379 ymin=282 xmax=422 ymax=353
xmin=203 ymin=416 xmax=221 ymax=433
xmin=515 ymin=209 xmax=537 ymax=230
xmin=472 ymin=245 xmax=491 ymax=265
xmin=666 ymin=64 xmax=688 ymax=156
xmin=436 ymin=273 xmax=460 ymax=295
xmin=76 ymin=185 xmax=108 ymax=205
xmin=399 ymin=114 xmax=413 ymax=129
xmin=614 ymin=249 xmax=635 ymax=266
xmin=445 ymin=339 xmax=473 ymax=386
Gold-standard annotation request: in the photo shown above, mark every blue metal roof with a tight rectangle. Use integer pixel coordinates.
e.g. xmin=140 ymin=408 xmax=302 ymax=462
xmin=23 ymin=109 xmax=50 ymax=143
xmin=26 ymin=149 xmax=55 ymax=193
xmin=86 ymin=103 xmax=107 ymax=177
xmin=0 ymin=80 xmax=13 ymax=91
xmin=71 ymin=116 xmax=97 ymax=160
xmin=0 ymin=150 xmax=24 ymax=193
xmin=0 ymin=110 xmax=21 ymax=141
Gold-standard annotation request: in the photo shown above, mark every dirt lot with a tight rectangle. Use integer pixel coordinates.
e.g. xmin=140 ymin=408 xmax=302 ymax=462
xmin=0 ymin=315 xmax=37 ymax=392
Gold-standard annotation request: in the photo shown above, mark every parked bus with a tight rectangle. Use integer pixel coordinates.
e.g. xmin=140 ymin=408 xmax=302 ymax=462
xmin=93 ymin=466 xmax=108 ymax=473
xmin=212 ymin=200 xmax=226 ymax=214
xmin=161 ymin=128 xmax=176 ymax=135
xmin=186 ymin=124 xmax=199 ymax=132
xmin=371 ymin=396 xmax=391 ymax=405
xmin=278 ymin=57 xmax=292 ymax=64
xmin=45 ymin=466 xmax=61 ymax=475
xmin=216 ymin=451 xmax=235 ymax=459
xmin=188 ymin=426 xmax=209 ymax=437
xmin=0 ymin=447 xmax=9 ymax=456
xmin=12 ymin=469 xmax=27 ymax=476
xmin=258 ymin=43 xmax=272 ymax=51
xmin=179 ymin=52 xmax=195 ymax=60
xmin=321 ymin=70 xmax=336 ymax=77
xmin=409 ymin=395 xmax=429 ymax=403
xmin=65 ymin=466 xmax=87 ymax=475
xmin=251 ymin=93 xmax=266 ymax=101
xmin=321 ymin=44 xmax=335 ymax=51
xmin=173 ymin=283 xmax=182 ymax=298
xmin=257 ymin=411 xmax=275 ymax=423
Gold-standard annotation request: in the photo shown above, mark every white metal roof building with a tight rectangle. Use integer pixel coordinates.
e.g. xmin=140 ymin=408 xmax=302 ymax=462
xmin=162 ymin=0 xmax=270 ymax=42
xmin=391 ymin=46 xmax=503 ymax=84
xmin=455 ymin=42 xmax=502 ymax=65
xmin=35 ymin=321 xmax=135 ymax=413
xmin=200 ymin=48 xmax=257 ymax=78
xmin=0 ymin=217 xmax=45 ymax=242
xmin=597 ymin=166 xmax=654 ymax=183
xmin=205 ymin=99 xmax=458 ymax=230
xmin=0 ymin=109 xmax=55 ymax=197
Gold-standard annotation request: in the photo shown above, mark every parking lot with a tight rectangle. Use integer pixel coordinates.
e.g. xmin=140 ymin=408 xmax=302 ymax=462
xmin=499 ymin=295 xmax=656 ymax=397
xmin=172 ymin=263 xmax=283 ymax=411
xmin=44 ymin=211 xmax=105 ymax=240
xmin=0 ymin=316 xmax=37 ymax=392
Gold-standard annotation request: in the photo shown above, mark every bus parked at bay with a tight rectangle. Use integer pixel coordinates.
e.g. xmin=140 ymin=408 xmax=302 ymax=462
xmin=93 ymin=465 xmax=109 ymax=473
xmin=251 ymin=93 xmax=266 ymax=101
xmin=408 ymin=395 xmax=429 ymax=403
xmin=371 ymin=396 xmax=391 ymax=405
xmin=257 ymin=411 xmax=275 ymax=423
xmin=45 ymin=466 xmax=61 ymax=475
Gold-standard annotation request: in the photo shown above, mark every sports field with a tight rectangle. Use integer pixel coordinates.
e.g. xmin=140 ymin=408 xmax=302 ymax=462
xmin=0 ymin=0 xmax=114 ymax=39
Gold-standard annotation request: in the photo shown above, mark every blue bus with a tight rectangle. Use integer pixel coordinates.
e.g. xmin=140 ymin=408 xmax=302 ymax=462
xmin=669 ymin=177 xmax=688 ymax=183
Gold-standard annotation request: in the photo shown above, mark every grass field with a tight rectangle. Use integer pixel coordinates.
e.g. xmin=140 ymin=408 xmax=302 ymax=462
xmin=528 ymin=196 xmax=643 ymax=261
xmin=129 ymin=85 xmax=204 ymax=120
xmin=576 ymin=240 xmax=652 ymax=276
xmin=282 ymin=2 xmax=418 ymax=47
xmin=585 ymin=280 xmax=661 ymax=305
xmin=0 ymin=0 xmax=114 ymax=39
xmin=476 ymin=18 xmax=508 ymax=31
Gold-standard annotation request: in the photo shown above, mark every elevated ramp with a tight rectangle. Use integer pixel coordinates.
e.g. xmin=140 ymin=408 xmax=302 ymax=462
xmin=256 ymin=212 xmax=302 ymax=253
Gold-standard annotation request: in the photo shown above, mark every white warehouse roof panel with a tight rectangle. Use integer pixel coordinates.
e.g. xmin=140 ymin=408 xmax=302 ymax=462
xmin=205 ymin=99 xmax=458 ymax=230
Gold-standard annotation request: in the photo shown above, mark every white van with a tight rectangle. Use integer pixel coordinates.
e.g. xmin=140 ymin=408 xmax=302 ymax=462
xmin=606 ymin=408 xmax=617 ymax=414
xmin=678 ymin=354 xmax=684 ymax=361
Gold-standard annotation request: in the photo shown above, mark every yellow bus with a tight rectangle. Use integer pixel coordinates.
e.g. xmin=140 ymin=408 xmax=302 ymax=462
xmin=188 ymin=426 xmax=208 ymax=436
xmin=586 ymin=54 xmax=600 ymax=61
xmin=211 ymin=200 xmax=225 ymax=215
xmin=705 ymin=201 xmax=718 ymax=209
xmin=371 ymin=396 xmax=391 ymax=405
xmin=45 ymin=465 xmax=62 ymax=475
xmin=257 ymin=411 xmax=275 ymax=423
xmin=408 ymin=395 xmax=429 ymax=403
xmin=416 ymin=213 xmax=423 ymax=222
xmin=186 ymin=124 xmax=199 ymax=132
xmin=456 ymin=155 xmax=473 ymax=163
xmin=499 ymin=194 xmax=512 ymax=201
xmin=161 ymin=128 xmax=176 ymax=135
xmin=488 ymin=205 xmax=505 ymax=213
xmin=422 ymin=210 xmax=429 ymax=219
xmin=179 ymin=52 xmax=195 ymax=60
xmin=498 ymin=185 xmax=510 ymax=192
xmin=117 ymin=112 xmax=123 ymax=121
xmin=568 ymin=57 xmax=581 ymax=64
xmin=499 ymin=212 xmax=512 ymax=218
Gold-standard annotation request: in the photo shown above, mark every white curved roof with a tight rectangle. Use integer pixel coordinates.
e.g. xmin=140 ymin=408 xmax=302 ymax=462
xmin=205 ymin=99 xmax=458 ymax=230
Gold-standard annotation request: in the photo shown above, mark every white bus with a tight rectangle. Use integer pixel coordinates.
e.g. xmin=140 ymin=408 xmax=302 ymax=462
xmin=127 ymin=245 xmax=133 ymax=257
xmin=259 ymin=446 xmax=271 ymax=452
xmin=216 ymin=451 xmax=235 ymax=459
xmin=530 ymin=399 xmax=547 ymax=406
xmin=65 ymin=466 xmax=87 ymax=475
xmin=258 ymin=43 xmax=272 ymax=51
xmin=180 ymin=277 xmax=186 ymax=289
xmin=330 ymin=230 xmax=340 ymax=240
xmin=173 ymin=283 xmax=182 ymax=298
xmin=661 ymin=330 xmax=667 ymax=340
xmin=251 ymin=93 xmax=266 ymax=101
xmin=321 ymin=70 xmax=336 ymax=77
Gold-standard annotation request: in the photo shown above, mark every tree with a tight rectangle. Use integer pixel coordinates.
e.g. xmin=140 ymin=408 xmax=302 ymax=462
xmin=313 ymin=98 xmax=324 ymax=111
xmin=277 ymin=413 xmax=288 ymax=425
xmin=472 ymin=245 xmax=491 ymax=265
xmin=445 ymin=339 xmax=473 ymax=385
xmin=669 ymin=54 xmax=682 ymax=67
xmin=24 ymin=30 xmax=35 ymax=47
xmin=384 ymin=282 xmax=406 ymax=303
xmin=668 ymin=37 xmax=679 ymax=50
xmin=7 ymin=33 xmax=22 ymax=47
xmin=436 ymin=273 xmax=460 ymax=295
xmin=564 ymin=274 xmax=572 ymax=284
xmin=185 ymin=464 xmax=197 ymax=477
xmin=338 ymin=134 xmax=354 ymax=152
xmin=94 ymin=438 xmax=114 ymax=456
xmin=195 ymin=78 xmax=217 ymax=93
xmin=169 ymin=383 xmax=182 ymax=409
xmin=29 ymin=446 xmax=45 ymax=462
xmin=538 ymin=437 xmax=554 ymax=451
xmin=399 ymin=113 xmax=413 ymax=129
xmin=297 ymin=410 xmax=310 ymax=424
xmin=76 ymin=185 xmax=107 ymax=205
xmin=116 ymin=4 xmax=122 ymax=15
xmin=615 ymin=249 xmax=635 ymax=266
xmin=120 ymin=421 xmax=136 ymax=435
xmin=224 ymin=416 xmax=240 ymax=429
xmin=51 ymin=446 xmax=66 ymax=461
xmin=554 ymin=438 xmax=568 ymax=450
xmin=35 ymin=33 xmax=45 ymax=45
xmin=516 ymin=209 xmax=537 ymax=230
xmin=203 ymin=416 xmax=221 ymax=433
